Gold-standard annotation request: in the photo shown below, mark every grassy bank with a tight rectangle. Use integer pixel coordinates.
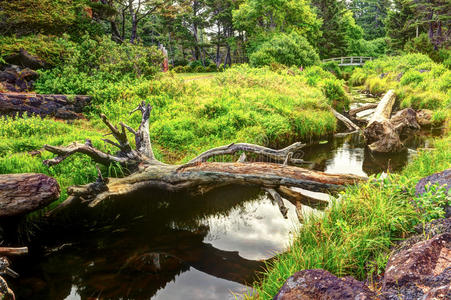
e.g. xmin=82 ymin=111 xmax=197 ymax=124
xmin=252 ymin=55 xmax=451 ymax=299
xmin=0 ymin=65 xmax=347 ymax=203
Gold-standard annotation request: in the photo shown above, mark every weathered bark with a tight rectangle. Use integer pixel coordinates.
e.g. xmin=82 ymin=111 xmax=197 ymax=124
xmin=331 ymin=108 xmax=360 ymax=132
xmin=364 ymin=90 xmax=403 ymax=153
xmin=0 ymin=174 xmax=60 ymax=217
xmin=367 ymin=90 xmax=396 ymax=127
xmin=0 ymin=248 xmax=28 ymax=256
xmin=348 ymin=103 xmax=378 ymax=116
xmin=43 ymin=102 xmax=367 ymax=214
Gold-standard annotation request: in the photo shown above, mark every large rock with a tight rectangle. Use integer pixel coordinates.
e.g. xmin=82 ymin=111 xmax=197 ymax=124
xmin=274 ymin=269 xmax=377 ymax=300
xmin=382 ymin=233 xmax=451 ymax=300
xmin=0 ymin=173 xmax=60 ymax=217
xmin=0 ymin=92 xmax=91 ymax=119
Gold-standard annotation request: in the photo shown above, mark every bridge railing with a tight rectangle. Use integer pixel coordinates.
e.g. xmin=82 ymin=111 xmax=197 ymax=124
xmin=322 ymin=56 xmax=374 ymax=66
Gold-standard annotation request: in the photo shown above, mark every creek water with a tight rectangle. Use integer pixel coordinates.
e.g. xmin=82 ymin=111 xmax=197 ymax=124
xmin=9 ymin=94 xmax=442 ymax=300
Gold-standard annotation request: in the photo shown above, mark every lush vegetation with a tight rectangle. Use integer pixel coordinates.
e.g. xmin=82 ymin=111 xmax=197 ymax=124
xmin=349 ymin=53 xmax=450 ymax=124
xmin=253 ymin=54 xmax=451 ymax=299
xmin=0 ymin=0 xmax=450 ymax=298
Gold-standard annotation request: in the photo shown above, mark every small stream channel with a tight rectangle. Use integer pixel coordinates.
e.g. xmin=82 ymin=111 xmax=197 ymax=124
xmin=9 ymin=93 xmax=443 ymax=300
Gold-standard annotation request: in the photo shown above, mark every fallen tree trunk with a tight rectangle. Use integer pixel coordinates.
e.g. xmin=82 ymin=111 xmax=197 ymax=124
xmin=43 ymin=102 xmax=367 ymax=215
xmin=364 ymin=90 xmax=403 ymax=153
xmin=0 ymin=174 xmax=60 ymax=217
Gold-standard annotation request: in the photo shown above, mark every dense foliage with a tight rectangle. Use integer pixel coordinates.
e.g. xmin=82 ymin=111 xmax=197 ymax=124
xmin=249 ymin=32 xmax=320 ymax=68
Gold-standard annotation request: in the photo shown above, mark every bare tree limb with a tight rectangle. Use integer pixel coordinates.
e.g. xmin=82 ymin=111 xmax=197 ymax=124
xmin=188 ymin=142 xmax=306 ymax=164
xmin=265 ymin=188 xmax=288 ymax=218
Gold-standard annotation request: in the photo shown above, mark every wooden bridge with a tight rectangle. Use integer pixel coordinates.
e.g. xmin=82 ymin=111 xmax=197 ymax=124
xmin=322 ymin=56 xmax=374 ymax=66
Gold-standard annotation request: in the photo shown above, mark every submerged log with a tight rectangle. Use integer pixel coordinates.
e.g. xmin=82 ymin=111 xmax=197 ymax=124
xmin=0 ymin=173 xmax=60 ymax=217
xmin=43 ymin=102 xmax=367 ymax=214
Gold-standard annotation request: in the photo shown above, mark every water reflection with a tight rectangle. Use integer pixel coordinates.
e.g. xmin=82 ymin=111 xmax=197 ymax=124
xmin=11 ymin=187 xmax=298 ymax=300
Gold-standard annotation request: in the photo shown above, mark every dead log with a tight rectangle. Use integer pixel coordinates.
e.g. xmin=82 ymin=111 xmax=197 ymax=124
xmin=276 ymin=186 xmax=329 ymax=210
xmin=367 ymin=90 xmax=396 ymax=126
xmin=43 ymin=102 xmax=367 ymax=213
xmin=331 ymin=108 xmax=360 ymax=132
xmin=0 ymin=248 xmax=28 ymax=256
xmin=348 ymin=103 xmax=378 ymax=116
xmin=364 ymin=90 xmax=403 ymax=153
xmin=0 ymin=174 xmax=60 ymax=217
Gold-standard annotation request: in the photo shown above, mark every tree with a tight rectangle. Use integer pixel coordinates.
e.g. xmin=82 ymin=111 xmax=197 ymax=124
xmin=311 ymin=0 xmax=362 ymax=58
xmin=348 ymin=0 xmax=390 ymax=40
xmin=407 ymin=0 xmax=451 ymax=49
xmin=249 ymin=32 xmax=320 ymax=67
xmin=385 ymin=0 xmax=417 ymax=50
xmin=233 ymin=0 xmax=321 ymax=55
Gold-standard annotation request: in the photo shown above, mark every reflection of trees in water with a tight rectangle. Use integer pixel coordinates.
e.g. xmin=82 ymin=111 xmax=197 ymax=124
xmin=11 ymin=186 xmax=266 ymax=299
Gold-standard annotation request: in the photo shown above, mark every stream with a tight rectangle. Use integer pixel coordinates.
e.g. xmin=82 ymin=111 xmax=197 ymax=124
xmin=9 ymin=93 xmax=443 ymax=300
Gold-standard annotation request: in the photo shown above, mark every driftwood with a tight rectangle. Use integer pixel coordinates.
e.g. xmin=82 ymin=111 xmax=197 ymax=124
xmin=348 ymin=103 xmax=378 ymax=116
xmin=363 ymin=90 xmax=403 ymax=153
xmin=43 ymin=102 xmax=366 ymax=215
xmin=0 ymin=174 xmax=60 ymax=217
xmin=332 ymin=108 xmax=360 ymax=132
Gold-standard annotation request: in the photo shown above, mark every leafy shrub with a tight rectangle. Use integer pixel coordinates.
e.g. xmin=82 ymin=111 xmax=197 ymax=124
xmin=35 ymin=34 xmax=163 ymax=95
xmin=189 ymin=60 xmax=203 ymax=68
xmin=404 ymin=33 xmax=439 ymax=62
xmin=206 ymin=64 xmax=218 ymax=72
xmin=321 ymin=61 xmax=342 ymax=78
xmin=249 ymin=32 xmax=320 ymax=68
xmin=413 ymin=184 xmax=451 ymax=222
xmin=349 ymin=68 xmax=368 ymax=86
xmin=400 ymin=70 xmax=424 ymax=87
xmin=193 ymin=65 xmax=206 ymax=73
xmin=0 ymin=34 xmax=76 ymax=67
xmin=401 ymin=91 xmax=445 ymax=110
xmin=322 ymin=79 xmax=350 ymax=112
xmin=172 ymin=66 xmax=185 ymax=73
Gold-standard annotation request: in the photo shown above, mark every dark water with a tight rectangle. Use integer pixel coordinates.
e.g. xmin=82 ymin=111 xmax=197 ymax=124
xmin=8 ymin=95 xmax=443 ymax=300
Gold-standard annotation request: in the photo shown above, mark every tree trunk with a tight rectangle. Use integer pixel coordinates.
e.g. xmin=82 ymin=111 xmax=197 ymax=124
xmin=0 ymin=174 xmax=60 ymax=217
xmin=43 ymin=102 xmax=366 ymax=216
xmin=364 ymin=90 xmax=402 ymax=153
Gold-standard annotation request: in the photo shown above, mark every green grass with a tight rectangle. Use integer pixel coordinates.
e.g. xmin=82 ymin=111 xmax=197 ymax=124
xmin=175 ymin=72 xmax=217 ymax=80
xmin=349 ymin=53 xmax=451 ymax=124
xmin=0 ymin=65 xmax=344 ymax=204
